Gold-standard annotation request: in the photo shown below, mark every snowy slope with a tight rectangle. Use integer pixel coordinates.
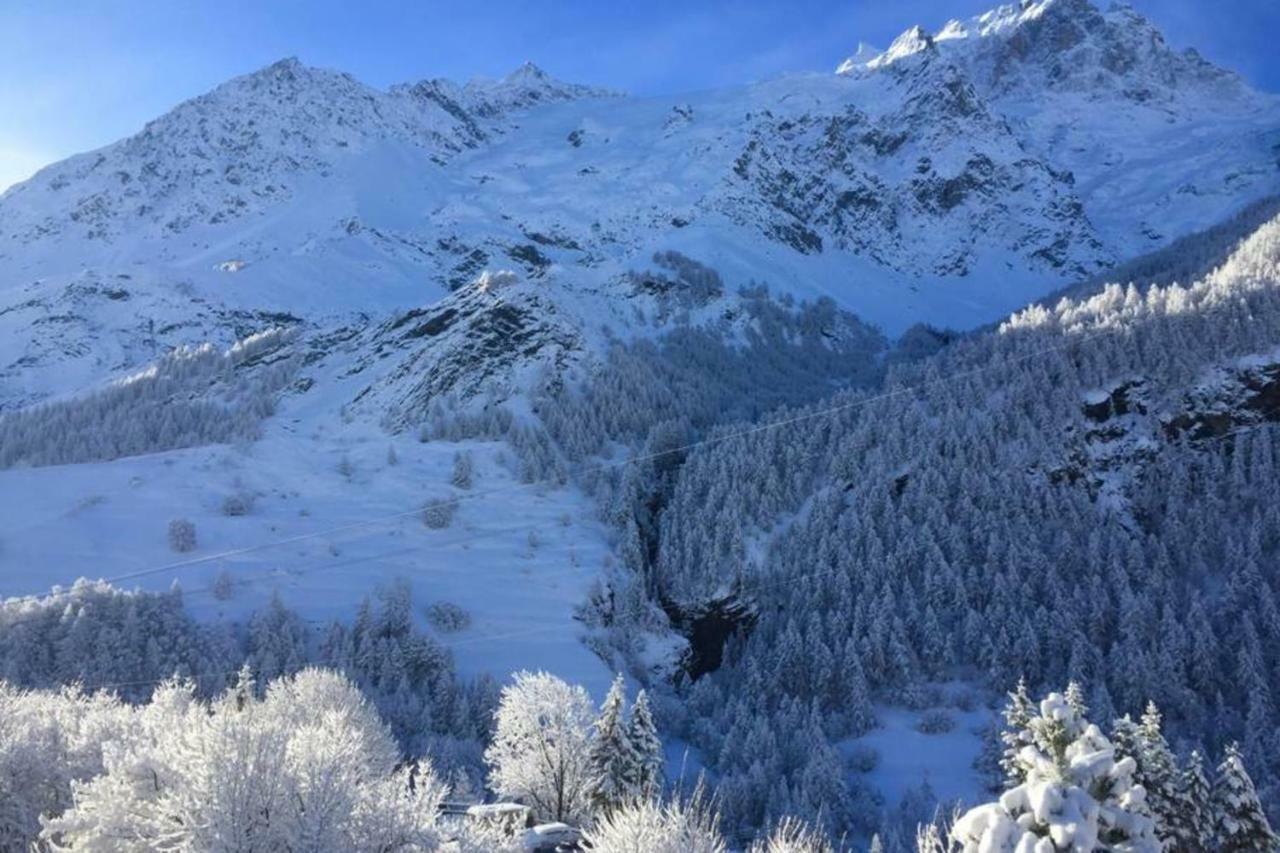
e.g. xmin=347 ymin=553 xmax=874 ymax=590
xmin=0 ymin=0 xmax=1277 ymax=708
xmin=1 ymin=0 xmax=1276 ymax=415
xmin=838 ymin=0 xmax=1280 ymax=254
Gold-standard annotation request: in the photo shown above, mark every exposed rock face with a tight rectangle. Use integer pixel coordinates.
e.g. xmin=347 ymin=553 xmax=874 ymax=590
xmin=720 ymin=54 xmax=1109 ymax=279
xmin=1049 ymin=354 xmax=1280 ymax=504
xmin=354 ymin=282 xmax=583 ymax=428
xmin=1164 ymin=359 xmax=1280 ymax=440
xmin=662 ymin=593 xmax=758 ymax=681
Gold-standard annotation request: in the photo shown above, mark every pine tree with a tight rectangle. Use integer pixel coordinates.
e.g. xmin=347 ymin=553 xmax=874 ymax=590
xmin=1176 ymin=749 xmax=1214 ymax=853
xmin=627 ymin=689 xmax=664 ymax=800
xmin=998 ymin=677 xmax=1034 ymax=787
xmin=1110 ymin=714 xmax=1142 ymax=764
xmin=1063 ymin=680 xmax=1089 ymax=718
xmin=1136 ymin=702 xmax=1182 ymax=848
xmin=1214 ymin=742 xmax=1279 ymax=853
xmin=953 ymin=690 xmax=1159 ymax=852
xmin=586 ymin=674 xmax=637 ymax=815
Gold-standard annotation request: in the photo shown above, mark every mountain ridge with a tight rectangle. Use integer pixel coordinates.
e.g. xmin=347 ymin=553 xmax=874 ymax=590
xmin=0 ymin=0 xmax=1276 ymax=415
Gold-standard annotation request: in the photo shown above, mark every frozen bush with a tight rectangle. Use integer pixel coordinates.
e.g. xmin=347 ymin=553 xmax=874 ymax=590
xmin=583 ymin=788 xmax=726 ymax=853
xmin=211 ymin=569 xmax=234 ymax=601
xmin=747 ymin=817 xmax=834 ymax=853
xmin=422 ymin=497 xmax=457 ymax=529
xmin=426 ymin=601 xmax=472 ymax=633
xmin=167 ymin=519 xmax=197 ymax=553
xmin=221 ymin=493 xmax=254 ymax=517
xmin=847 ymin=744 xmax=879 ymax=773
xmin=916 ymin=709 xmax=955 ymax=735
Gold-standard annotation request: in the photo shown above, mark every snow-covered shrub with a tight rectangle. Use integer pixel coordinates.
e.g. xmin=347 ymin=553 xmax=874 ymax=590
xmin=166 ymin=518 xmax=196 ymax=552
xmin=747 ymin=817 xmax=833 ymax=852
xmin=916 ymin=709 xmax=955 ymax=735
xmin=425 ymin=600 xmax=471 ymax=633
xmin=452 ymin=450 xmax=474 ymax=489
xmin=211 ymin=569 xmax=234 ymax=601
xmin=583 ymin=789 xmax=726 ymax=853
xmin=450 ymin=816 xmax=525 ymax=853
xmin=949 ymin=691 xmax=1158 ymax=852
xmin=220 ymin=492 xmax=254 ymax=516
xmin=422 ymin=496 xmax=457 ymax=529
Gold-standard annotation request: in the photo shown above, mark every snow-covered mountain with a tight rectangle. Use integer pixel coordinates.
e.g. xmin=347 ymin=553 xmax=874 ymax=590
xmin=1 ymin=0 xmax=1275 ymax=414
xmin=2 ymin=1 xmax=1280 ymax=838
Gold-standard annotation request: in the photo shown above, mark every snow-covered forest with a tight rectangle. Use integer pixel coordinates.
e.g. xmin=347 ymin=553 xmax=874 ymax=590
xmin=3 ymin=0 xmax=1280 ymax=847
xmin=1 ymin=210 xmax=1278 ymax=850
xmin=0 ymin=327 xmax=298 ymax=469
xmin=546 ymin=204 xmax=1280 ymax=843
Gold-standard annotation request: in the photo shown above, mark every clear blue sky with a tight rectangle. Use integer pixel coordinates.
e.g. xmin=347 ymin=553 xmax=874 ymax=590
xmin=2 ymin=0 xmax=1277 ymax=191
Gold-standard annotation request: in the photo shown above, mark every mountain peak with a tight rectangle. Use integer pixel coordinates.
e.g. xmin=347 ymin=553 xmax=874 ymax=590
xmin=461 ymin=63 xmax=618 ymax=114
xmin=838 ymin=0 xmax=1248 ymax=104
xmin=506 ymin=61 xmax=549 ymax=82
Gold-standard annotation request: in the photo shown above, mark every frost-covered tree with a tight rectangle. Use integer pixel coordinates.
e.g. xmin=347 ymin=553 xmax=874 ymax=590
xmin=587 ymin=675 xmax=638 ymax=815
xmin=167 ymin=518 xmax=197 ymax=553
xmin=1175 ymin=749 xmax=1214 ymax=853
xmin=950 ymin=691 xmax=1159 ymax=852
xmin=1214 ymin=742 xmax=1279 ymax=853
xmin=627 ymin=689 xmax=664 ymax=798
xmin=40 ymin=669 xmax=448 ymax=852
xmin=1135 ymin=701 xmax=1183 ymax=849
xmin=999 ymin=677 xmax=1034 ymax=787
xmin=0 ymin=684 xmax=130 ymax=849
xmin=452 ymin=450 xmax=474 ymax=489
xmin=484 ymin=671 xmax=594 ymax=824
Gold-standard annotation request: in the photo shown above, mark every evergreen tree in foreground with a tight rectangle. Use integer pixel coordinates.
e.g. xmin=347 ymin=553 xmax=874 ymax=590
xmin=1178 ymin=749 xmax=1215 ymax=853
xmin=951 ymin=689 xmax=1159 ymax=852
xmin=1135 ymin=702 xmax=1183 ymax=850
xmin=1215 ymin=742 xmax=1279 ymax=853
xmin=627 ymin=689 xmax=664 ymax=798
xmin=586 ymin=674 xmax=637 ymax=815
xmin=998 ymin=677 xmax=1034 ymax=788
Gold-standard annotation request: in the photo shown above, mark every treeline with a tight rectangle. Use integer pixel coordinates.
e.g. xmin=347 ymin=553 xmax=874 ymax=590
xmin=0 ymin=579 xmax=497 ymax=793
xmin=0 ymin=326 xmax=299 ymax=468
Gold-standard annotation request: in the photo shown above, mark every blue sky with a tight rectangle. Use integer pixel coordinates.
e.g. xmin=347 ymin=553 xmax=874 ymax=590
xmin=2 ymin=0 xmax=1277 ymax=191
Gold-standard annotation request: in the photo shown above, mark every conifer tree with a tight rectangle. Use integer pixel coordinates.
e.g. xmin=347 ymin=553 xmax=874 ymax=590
xmin=627 ymin=689 xmax=665 ymax=799
xmin=587 ymin=674 xmax=637 ymax=815
xmin=952 ymin=690 xmax=1159 ymax=852
xmin=1136 ymin=702 xmax=1182 ymax=848
xmin=1063 ymin=680 xmax=1089 ymax=719
xmin=1176 ymin=749 xmax=1214 ymax=853
xmin=998 ymin=677 xmax=1034 ymax=787
xmin=1214 ymin=742 xmax=1279 ymax=853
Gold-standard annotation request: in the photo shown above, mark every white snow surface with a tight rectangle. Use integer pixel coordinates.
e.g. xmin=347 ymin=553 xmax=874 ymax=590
xmin=0 ymin=0 xmax=1277 ymax=708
